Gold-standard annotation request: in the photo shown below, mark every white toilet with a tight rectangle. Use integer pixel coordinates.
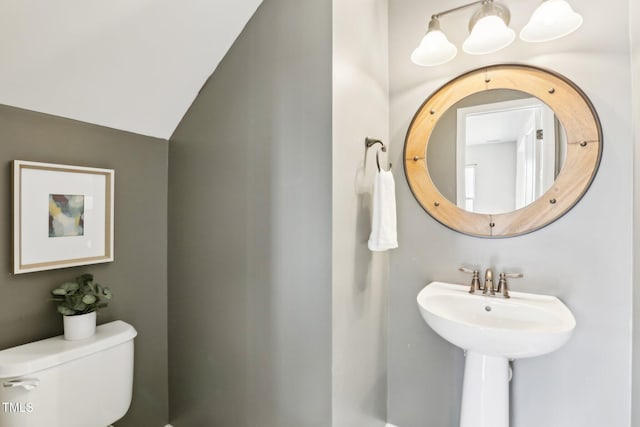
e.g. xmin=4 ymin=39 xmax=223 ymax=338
xmin=0 ymin=320 xmax=137 ymax=427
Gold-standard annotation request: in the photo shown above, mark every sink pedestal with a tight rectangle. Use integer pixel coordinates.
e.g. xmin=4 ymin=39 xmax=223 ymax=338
xmin=460 ymin=351 xmax=509 ymax=427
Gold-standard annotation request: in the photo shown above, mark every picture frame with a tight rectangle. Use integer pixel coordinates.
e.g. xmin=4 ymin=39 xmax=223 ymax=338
xmin=12 ymin=160 xmax=115 ymax=274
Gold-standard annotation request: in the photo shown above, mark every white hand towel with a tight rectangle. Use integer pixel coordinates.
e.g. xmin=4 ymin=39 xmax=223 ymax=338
xmin=368 ymin=169 xmax=398 ymax=251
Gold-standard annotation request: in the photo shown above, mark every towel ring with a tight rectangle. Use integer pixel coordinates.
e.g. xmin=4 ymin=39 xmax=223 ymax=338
xmin=365 ymin=137 xmax=392 ymax=172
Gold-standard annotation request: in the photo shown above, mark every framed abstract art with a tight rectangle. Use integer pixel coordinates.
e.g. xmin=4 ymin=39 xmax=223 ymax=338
xmin=12 ymin=160 xmax=114 ymax=274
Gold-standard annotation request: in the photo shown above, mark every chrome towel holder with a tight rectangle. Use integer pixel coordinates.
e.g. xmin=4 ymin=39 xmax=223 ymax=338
xmin=365 ymin=137 xmax=392 ymax=172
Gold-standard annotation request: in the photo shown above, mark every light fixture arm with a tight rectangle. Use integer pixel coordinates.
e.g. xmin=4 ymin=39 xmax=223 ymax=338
xmin=431 ymin=0 xmax=491 ymax=20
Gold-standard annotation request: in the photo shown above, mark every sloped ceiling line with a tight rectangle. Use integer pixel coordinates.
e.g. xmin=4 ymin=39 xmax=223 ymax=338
xmin=0 ymin=0 xmax=263 ymax=139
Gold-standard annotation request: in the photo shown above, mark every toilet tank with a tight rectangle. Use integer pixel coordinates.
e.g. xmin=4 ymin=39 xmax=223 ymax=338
xmin=0 ymin=321 xmax=137 ymax=427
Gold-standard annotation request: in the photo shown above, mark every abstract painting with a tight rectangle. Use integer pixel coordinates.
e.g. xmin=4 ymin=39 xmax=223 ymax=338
xmin=49 ymin=194 xmax=85 ymax=237
xmin=12 ymin=160 xmax=114 ymax=274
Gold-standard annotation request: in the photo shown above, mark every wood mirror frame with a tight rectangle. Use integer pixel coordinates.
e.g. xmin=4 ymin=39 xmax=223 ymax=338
xmin=404 ymin=64 xmax=602 ymax=237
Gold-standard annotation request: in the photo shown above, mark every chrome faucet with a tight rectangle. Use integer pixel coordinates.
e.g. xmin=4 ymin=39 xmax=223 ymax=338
xmin=482 ymin=268 xmax=495 ymax=296
xmin=460 ymin=266 xmax=523 ymax=298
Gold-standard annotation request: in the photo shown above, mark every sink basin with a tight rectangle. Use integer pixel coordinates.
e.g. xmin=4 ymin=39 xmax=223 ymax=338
xmin=417 ymin=281 xmax=576 ymax=359
xmin=417 ymin=281 xmax=576 ymax=427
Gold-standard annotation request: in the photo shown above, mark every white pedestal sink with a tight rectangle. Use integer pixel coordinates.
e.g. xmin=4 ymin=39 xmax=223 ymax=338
xmin=417 ymin=281 xmax=576 ymax=427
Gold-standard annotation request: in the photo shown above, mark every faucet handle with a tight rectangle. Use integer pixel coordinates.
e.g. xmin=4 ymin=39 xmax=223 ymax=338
xmin=497 ymin=272 xmax=523 ymax=298
xmin=459 ymin=267 xmax=481 ymax=294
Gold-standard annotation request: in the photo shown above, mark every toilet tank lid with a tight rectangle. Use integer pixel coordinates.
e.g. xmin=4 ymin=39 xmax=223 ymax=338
xmin=0 ymin=320 xmax=137 ymax=378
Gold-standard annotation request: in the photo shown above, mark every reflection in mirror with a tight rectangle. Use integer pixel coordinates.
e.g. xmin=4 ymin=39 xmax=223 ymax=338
xmin=427 ymin=90 xmax=567 ymax=215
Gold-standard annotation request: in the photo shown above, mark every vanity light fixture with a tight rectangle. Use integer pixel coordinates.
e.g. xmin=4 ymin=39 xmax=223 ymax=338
xmin=463 ymin=2 xmax=515 ymax=54
xmin=411 ymin=18 xmax=458 ymax=66
xmin=411 ymin=0 xmax=583 ymax=66
xmin=520 ymin=0 xmax=583 ymax=42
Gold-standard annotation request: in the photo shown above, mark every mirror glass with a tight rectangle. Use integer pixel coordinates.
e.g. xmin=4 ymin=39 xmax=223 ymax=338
xmin=427 ymin=90 xmax=567 ymax=215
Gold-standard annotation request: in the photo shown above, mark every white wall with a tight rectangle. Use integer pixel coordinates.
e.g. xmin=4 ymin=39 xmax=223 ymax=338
xmin=388 ymin=1 xmax=633 ymax=426
xmin=466 ymin=141 xmax=517 ymax=214
xmin=630 ymin=0 xmax=640 ymax=424
xmin=332 ymin=0 xmax=390 ymax=426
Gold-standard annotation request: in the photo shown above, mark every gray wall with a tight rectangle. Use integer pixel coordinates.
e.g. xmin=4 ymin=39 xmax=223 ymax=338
xmin=631 ymin=0 xmax=640 ymax=424
xmin=0 ymin=105 xmax=169 ymax=426
xmin=389 ymin=1 xmax=633 ymax=426
xmin=167 ymin=0 xmax=332 ymax=425
xmin=332 ymin=0 xmax=389 ymax=426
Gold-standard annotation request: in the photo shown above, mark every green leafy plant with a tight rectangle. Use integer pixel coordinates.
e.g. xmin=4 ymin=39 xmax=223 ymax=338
xmin=51 ymin=274 xmax=112 ymax=316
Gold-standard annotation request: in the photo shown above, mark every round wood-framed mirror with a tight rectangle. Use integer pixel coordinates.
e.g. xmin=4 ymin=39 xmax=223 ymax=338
xmin=404 ymin=64 xmax=602 ymax=237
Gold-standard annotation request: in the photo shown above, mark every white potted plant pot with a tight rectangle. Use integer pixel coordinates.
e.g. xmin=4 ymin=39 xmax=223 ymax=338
xmin=63 ymin=311 xmax=97 ymax=340
xmin=51 ymin=274 xmax=112 ymax=340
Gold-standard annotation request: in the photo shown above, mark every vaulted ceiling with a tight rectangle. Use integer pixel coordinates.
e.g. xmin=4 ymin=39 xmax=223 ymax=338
xmin=0 ymin=0 xmax=263 ymax=139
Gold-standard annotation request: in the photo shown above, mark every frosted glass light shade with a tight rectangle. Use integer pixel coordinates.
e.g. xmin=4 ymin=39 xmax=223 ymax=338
xmin=463 ymin=15 xmax=516 ymax=55
xmin=520 ymin=0 xmax=583 ymax=42
xmin=411 ymin=30 xmax=458 ymax=66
